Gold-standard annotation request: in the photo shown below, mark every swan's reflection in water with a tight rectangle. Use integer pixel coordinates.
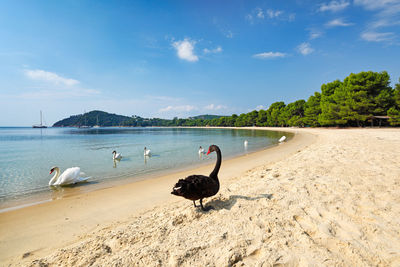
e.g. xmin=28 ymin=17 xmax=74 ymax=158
xmin=144 ymin=154 xmax=151 ymax=164
xmin=113 ymin=158 xmax=121 ymax=168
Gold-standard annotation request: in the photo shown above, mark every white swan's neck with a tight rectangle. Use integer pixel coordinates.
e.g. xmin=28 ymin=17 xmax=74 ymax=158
xmin=49 ymin=167 xmax=60 ymax=185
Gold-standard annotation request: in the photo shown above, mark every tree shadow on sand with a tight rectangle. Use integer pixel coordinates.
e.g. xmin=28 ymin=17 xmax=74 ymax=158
xmin=204 ymin=194 xmax=273 ymax=211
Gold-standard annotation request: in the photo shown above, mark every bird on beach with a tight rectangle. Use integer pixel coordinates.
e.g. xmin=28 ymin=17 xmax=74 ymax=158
xmin=279 ymin=136 xmax=286 ymax=143
xmin=112 ymin=150 xmax=122 ymax=160
xmin=171 ymin=145 xmax=221 ymax=211
xmin=144 ymin=147 xmax=151 ymax=156
xmin=49 ymin=166 xmax=90 ymax=186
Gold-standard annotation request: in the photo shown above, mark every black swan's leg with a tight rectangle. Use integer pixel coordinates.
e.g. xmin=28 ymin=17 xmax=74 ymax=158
xmin=193 ymin=200 xmax=197 ymax=207
xmin=200 ymin=198 xmax=214 ymax=211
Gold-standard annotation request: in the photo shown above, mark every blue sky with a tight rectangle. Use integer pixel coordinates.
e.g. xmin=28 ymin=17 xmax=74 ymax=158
xmin=0 ymin=0 xmax=399 ymax=126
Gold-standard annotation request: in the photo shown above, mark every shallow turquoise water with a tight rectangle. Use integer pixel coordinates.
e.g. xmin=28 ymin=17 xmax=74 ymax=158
xmin=0 ymin=127 xmax=288 ymax=206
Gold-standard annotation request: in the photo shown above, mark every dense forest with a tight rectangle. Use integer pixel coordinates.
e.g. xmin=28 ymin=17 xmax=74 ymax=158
xmin=53 ymin=110 xmax=131 ymax=127
xmin=53 ymin=71 xmax=400 ymax=128
xmin=170 ymin=71 xmax=400 ymax=127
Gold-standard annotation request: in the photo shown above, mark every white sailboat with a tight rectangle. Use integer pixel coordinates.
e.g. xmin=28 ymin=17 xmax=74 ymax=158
xmin=33 ymin=110 xmax=47 ymax=128
xmin=93 ymin=116 xmax=100 ymax=128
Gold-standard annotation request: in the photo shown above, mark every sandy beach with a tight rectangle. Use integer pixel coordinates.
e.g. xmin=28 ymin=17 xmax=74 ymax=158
xmin=1 ymin=127 xmax=400 ymax=266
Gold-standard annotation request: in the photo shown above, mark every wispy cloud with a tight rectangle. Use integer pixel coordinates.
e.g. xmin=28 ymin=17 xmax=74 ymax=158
xmin=325 ymin=18 xmax=353 ymax=27
xmin=252 ymin=52 xmax=287 ymax=59
xmin=319 ymin=1 xmax=350 ymax=12
xmin=256 ymin=7 xmax=265 ymax=19
xmin=25 ymin=69 xmax=79 ymax=86
xmin=159 ymin=105 xmax=197 ymax=112
xmin=255 ymin=105 xmax=266 ymax=110
xmin=204 ymin=104 xmax=227 ymax=111
xmin=225 ymin=30 xmax=234 ymax=38
xmin=172 ymin=38 xmax=199 ymax=62
xmin=297 ymin=42 xmax=314 ymax=55
xmin=309 ymin=29 xmax=323 ymax=39
xmin=361 ymin=31 xmax=395 ymax=42
xmin=203 ymin=46 xmax=223 ymax=54
xmin=246 ymin=7 xmax=295 ymax=23
xmin=266 ymin=9 xmax=283 ymax=18
xmin=355 ymin=0 xmax=400 ymax=43
xmin=354 ymin=0 xmax=400 ymax=10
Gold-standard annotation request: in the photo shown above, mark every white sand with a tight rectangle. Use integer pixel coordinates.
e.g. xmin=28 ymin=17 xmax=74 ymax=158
xmin=1 ymin=128 xmax=400 ymax=266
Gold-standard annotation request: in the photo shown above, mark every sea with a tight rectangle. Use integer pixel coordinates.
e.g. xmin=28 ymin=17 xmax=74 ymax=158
xmin=0 ymin=127 xmax=290 ymax=211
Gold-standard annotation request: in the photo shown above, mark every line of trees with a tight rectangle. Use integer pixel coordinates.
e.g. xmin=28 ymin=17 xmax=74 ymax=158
xmin=53 ymin=71 xmax=400 ymax=128
xmin=164 ymin=71 xmax=399 ymax=127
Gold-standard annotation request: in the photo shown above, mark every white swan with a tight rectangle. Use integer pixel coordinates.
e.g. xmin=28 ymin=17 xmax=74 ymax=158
xmin=198 ymin=146 xmax=205 ymax=155
xmin=112 ymin=150 xmax=122 ymax=160
xmin=49 ymin=166 xmax=90 ymax=186
xmin=279 ymin=136 xmax=286 ymax=143
xmin=144 ymin=147 xmax=151 ymax=156
xmin=244 ymin=140 xmax=248 ymax=146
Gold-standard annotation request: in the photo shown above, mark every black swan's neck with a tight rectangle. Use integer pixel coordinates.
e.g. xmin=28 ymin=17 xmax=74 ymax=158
xmin=209 ymin=147 xmax=221 ymax=179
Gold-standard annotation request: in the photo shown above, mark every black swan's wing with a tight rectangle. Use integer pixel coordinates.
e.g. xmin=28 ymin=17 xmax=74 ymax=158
xmin=171 ymin=175 xmax=218 ymax=200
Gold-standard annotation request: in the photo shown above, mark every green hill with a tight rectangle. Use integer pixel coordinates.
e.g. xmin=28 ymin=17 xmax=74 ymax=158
xmin=53 ymin=111 xmax=226 ymax=127
xmin=52 ymin=110 xmax=131 ymax=127
xmin=188 ymin=114 xmax=223 ymax=120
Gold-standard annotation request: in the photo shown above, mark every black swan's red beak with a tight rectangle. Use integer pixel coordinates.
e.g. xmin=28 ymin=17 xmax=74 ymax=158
xmin=206 ymin=149 xmax=210 ymax=155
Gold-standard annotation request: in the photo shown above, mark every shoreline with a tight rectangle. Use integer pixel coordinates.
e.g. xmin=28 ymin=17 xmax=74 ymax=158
xmin=0 ymin=127 xmax=312 ymax=264
xmin=0 ymin=128 xmax=291 ymax=213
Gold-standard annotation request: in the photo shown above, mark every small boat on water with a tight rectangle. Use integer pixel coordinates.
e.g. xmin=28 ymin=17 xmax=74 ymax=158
xmin=32 ymin=111 xmax=47 ymax=128
xmin=93 ymin=116 xmax=100 ymax=128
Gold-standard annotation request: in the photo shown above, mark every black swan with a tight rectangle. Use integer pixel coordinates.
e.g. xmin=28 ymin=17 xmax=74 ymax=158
xmin=171 ymin=144 xmax=221 ymax=211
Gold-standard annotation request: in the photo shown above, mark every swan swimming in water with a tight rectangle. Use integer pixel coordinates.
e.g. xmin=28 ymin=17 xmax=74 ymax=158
xmin=144 ymin=147 xmax=151 ymax=156
xmin=49 ymin=166 xmax=90 ymax=186
xmin=244 ymin=140 xmax=248 ymax=146
xmin=112 ymin=150 xmax=122 ymax=160
xmin=198 ymin=146 xmax=205 ymax=155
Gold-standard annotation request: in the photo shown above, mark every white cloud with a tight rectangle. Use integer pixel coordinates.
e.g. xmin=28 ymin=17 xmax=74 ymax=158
xmin=159 ymin=105 xmax=197 ymax=112
xmin=325 ymin=18 xmax=353 ymax=27
xmin=172 ymin=38 xmax=199 ymax=62
xmin=203 ymin=46 xmax=223 ymax=54
xmin=256 ymin=8 xmax=264 ymax=18
xmin=225 ymin=30 xmax=234 ymax=38
xmin=25 ymin=69 xmax=79 ymax=86
xmin=255 ymin=105 xmax=266 ymax=110
xmin=309 ymin=30 xmax=323 ymax=39
xmin=319 ymin=1 xmax=350 ymax=12
xmin=354 ymin=0 xmax=399 ymax=10
xmin=361 ymin=31 xmax=395 ymax=42
xmin=246 ymin=8 xmax=293 ymax=24
xmin=297 ymin=42 xmax=314 ymax=55
xmin=245 ymin=14 xmax=254 ymax=24
xmin=204 ymin=104 xmax=227 ymax=111
xmin=355 ymin=0 xmax=400 ymax=43
xmin=253 ymin=52 xmax=287 ymax=59
xmin=267 ymin=9 xmax=283 ymax=18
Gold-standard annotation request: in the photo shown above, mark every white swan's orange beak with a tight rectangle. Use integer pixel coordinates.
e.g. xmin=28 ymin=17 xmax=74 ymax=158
xmin=50 ymin=169 xmax=54 ymax=174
